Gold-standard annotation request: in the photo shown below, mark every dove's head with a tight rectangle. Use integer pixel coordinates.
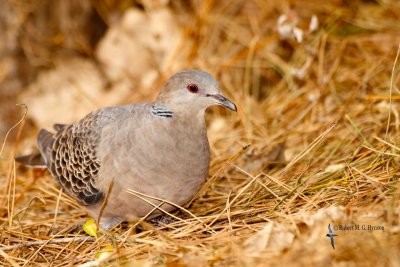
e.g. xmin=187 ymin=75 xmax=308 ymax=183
xmin=156 ymin=70 xmax=237 ymax=113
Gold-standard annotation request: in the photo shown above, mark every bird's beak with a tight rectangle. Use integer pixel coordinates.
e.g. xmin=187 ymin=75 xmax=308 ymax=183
xmin=208 ymin=93 xmax=237 ymax=112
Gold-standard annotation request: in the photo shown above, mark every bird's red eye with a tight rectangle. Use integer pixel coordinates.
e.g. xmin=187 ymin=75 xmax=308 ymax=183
xmin=187 ymin=83 xmax=199 ymax=93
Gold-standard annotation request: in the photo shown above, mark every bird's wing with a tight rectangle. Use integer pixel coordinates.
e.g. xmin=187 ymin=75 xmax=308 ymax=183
xmin=53 ymin=123 xmax=67 ymax=132
xmin=328 ymin=224 xmax=333 ymax=234
xmin=38 ymin=106 xmax=135 ymax=206
xmin=330 ymin=237 xmax=335 ymax=249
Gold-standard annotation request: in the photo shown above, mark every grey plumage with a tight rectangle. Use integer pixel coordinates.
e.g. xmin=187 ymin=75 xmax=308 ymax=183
xmin=16 ymin=70 xmax=236 ymax=229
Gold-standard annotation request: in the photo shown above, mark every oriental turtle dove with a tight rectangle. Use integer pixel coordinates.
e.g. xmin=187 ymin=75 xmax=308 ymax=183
xmin=17 ymin=70 xmax=237 ymax=229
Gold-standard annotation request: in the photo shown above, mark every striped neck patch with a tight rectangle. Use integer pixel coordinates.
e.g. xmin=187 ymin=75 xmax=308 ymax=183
xmin=151 ymin=105 xmax=173 ymax=118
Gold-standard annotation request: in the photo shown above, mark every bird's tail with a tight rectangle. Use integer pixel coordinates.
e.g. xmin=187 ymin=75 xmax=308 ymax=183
xmin=15 ymin=153 xmax=47 ymax=168
xmin=37 ymin=129 xmax=54 ymax=158
xmin=16 ymin=128 xmax=55 ymax=168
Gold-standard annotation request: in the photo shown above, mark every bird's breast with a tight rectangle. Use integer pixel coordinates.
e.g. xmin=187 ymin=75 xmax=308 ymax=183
xmin=97 ymin=114 xmax=210 ymax=204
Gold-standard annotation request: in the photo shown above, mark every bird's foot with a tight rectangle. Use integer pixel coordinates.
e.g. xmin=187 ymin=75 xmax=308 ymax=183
xmin=149 ymin=215 xmax=177 ymax=227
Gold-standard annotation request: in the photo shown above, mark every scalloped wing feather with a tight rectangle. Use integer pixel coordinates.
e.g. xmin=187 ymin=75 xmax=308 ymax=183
xmin=37 ymin=112 xmax=105 ymax=205
xmin=37 ymin=105 xmax=143 ymax=206
xmin=37 ymin=108 xmax=131 ymax=206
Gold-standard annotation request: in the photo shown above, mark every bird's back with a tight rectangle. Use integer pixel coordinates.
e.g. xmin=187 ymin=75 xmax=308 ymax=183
xmin=37 ymin=104 xmax=145 ymax=205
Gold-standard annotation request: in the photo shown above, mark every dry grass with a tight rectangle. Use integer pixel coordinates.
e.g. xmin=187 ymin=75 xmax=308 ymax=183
xmin=1 ymin=0 xmax=400 ymax=266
